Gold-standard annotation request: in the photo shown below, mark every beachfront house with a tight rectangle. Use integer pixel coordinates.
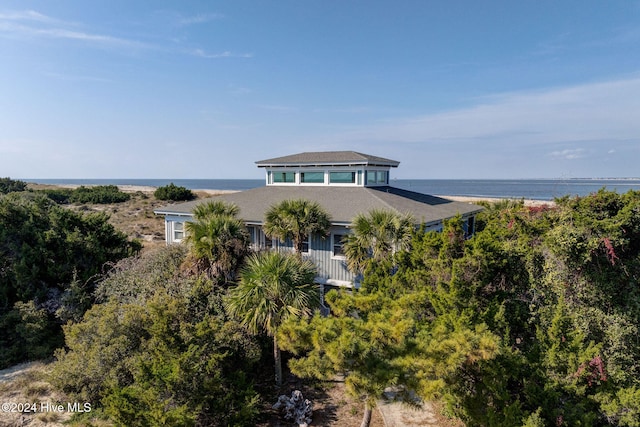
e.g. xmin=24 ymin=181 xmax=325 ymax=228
xmin=154 ymin=151 xmax=483 ymax=289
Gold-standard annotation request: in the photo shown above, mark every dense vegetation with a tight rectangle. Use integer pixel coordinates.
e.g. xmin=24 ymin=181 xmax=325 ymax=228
xmin=36 ymin=185 xmax=131 ymax=204
xmin=263 ymin=198 xmax=332 ymax=254
xmin=69 ymin=185 xmax=131 ymax=203
xmin=0 ymin=177 xmax=27 ymax=194
xmin=52 ymin=201 xmax=320 ymax=426
xmin=281 ymin=189 xmax=640 ymax=426
xmin=7 ymin=187 xmax=638 ymax=426
xmin=154 ymin=182 xmax=195 ymax=201
xmin=0 ymin=192 xmax=140 ymax=368
xmin=52 ymin=246 xmax=263 ymax=426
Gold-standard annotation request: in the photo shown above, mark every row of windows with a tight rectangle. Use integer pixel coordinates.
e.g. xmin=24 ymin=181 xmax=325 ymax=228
xmin=173 ymin=220 xmax=475 ymax=254
xmin=248 ymin=225 xmax=347 ymax=257
xmin=268 ymin=170 xmax=388 ymax=185
xmin=174 ymin=222 xmax=347 ymax=257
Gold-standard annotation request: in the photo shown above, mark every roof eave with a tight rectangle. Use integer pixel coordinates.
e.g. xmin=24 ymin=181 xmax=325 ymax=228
xmin=256 ymin=161 xmax=399 ymax=168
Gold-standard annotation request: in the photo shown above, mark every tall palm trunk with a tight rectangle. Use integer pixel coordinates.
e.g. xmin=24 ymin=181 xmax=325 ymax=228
xmin=274 ymin=334 xmax=283 ymax=387
xmin=360 ymin=402 xmax=373 ymax=427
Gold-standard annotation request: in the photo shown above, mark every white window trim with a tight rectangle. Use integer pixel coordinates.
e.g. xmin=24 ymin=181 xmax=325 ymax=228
xmin=173 ymin=221 xmax=185 ymax=242
xmin=328 ymin=170 xmax=358 ymax=186
xmin=331 ymin=232 xmax=347 ymax=259
xmin=269 ymin=169 xmax=300 ymax=185
xmin=269 ymin=170 xmax=298 ymax=185
xmin=364 ymin=169 xmax=390 ymax=186
xmin=301 ymin=234 xmax=311 ymax=254
xmin=299 ymin=169 xmax=327 ymax=185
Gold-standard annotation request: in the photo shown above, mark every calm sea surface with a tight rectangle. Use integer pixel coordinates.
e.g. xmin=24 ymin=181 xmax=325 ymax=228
xmin=26 ymin=178 xmax=640 ymax=201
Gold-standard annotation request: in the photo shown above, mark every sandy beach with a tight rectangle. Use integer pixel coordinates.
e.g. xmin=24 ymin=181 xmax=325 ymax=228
xmin=437 ymin=195 xmax=555 ymax=207
xmin=32 ymin=183 xmax=554 ymax=206
xmin=32 ymin=183 xmax=240 ymax=196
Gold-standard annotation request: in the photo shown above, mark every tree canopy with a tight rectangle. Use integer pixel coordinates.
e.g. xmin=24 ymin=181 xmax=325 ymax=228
xmin=226 ymin=251 xmax=320 ymax=386
xmin=184 ymin=201 xmax=250 ymax=284
xmin=263 ymin=198 xmax=332 ymax=254
xmin=343 ymin=209 xmax=414 ymax=274
xmin=281 ymin=190 xmax=640 ymax=426
xmin=153 ymin=182 xmax=195 ymax=201
xmin=0 ymin=192 xmax=140 ymax=368
xmin=0 ymin=177 xmax=27 ymax=194
xmin=52 ymin=246 xmax=263 ymax=426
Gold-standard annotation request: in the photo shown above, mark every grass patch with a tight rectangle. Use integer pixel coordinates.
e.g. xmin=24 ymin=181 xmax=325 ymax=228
xmin=37 ymin=411 xmax=63 ymax=423
xmin=24 ymin=381 xmax=52 ymax=399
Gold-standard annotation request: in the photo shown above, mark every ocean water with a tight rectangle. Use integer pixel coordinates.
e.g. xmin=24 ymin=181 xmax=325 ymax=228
xmin=26 ymin=178 xmax=640 ymax=201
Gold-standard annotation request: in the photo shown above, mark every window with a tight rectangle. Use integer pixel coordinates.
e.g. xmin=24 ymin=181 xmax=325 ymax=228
xmin=173 ymin=221 xmax=184 ymax=241
xmin=300 ymin=171 xmax=324 ymax=183
xmin=465 ymin=217 xmax=475 ymax=238
xmin=329 ymin=171 xmax=356 ymax=184
xmin=265 ymin=235 xmax=273 ymax=249
xmin=366 ymin=171 xmax=376 ymax=185
xmin=366 ymin=170 xmax=388 ymax=185
xmin=272 ymin=171 xmax=295 ymax=183
xmin=301 ymin=235 xmax=310 ymax=253
xmin=332 ymin=234 xmax=347 ymax=257
xmin=247 ymin=226 xmax=256 ymax=246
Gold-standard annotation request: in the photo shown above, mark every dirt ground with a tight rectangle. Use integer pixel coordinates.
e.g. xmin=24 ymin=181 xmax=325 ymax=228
xmin=259 ymin=375 xmax=385 ymax=427
xmin=0 ymin=362 xmax=385 ymax=427
xmin=0 ymin=361 xmax=462 ymax=427
xmin=0 ymin=362 xmax=104 ymax=427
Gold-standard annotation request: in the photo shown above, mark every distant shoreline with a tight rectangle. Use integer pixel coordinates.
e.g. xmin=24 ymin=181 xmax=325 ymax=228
xmin=437 ymin=195 xmax=553 ymax=207
xmin=27 ymin=183 xmax=240 ymax=196
xmin=23 ymin=178 xmax=640 ymax=201
xmin=27 ymin=183 xmax=553 ymax=206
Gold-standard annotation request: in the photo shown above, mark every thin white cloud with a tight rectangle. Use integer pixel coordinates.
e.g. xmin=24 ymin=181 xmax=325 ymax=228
xmin=589 ymin=25 xmax=640 ymax=47
xmin=37 ymin=27 xmax=145 ymax=47
xmin=228 ymin=84 xmax=251 ymax=95
xmin=331 ymin=75 xmax=640 ymax=147
xmin=1 ymin=9 xmax=248 ymax=59
xmin=177 ymin=13 xmax=224 ymax=26
xmin=313 ymin=106 xmax=377 ymax=114
xmin=0 ymin=9 xmax=59 ymax=23
xmin=0 ymin=10 xmax=147 ymax=48
xmin=42 ymin=71 xmax=111 ymax=83
xmin=549 ymin=148 xmax=586 ymax=160
xmin=530 ymin=32 xmax=572 ymax=57
xmin=256 ymin=104 xmax=298 ymax=112
xmin=189 ymin=48 xmax=253 ymax=59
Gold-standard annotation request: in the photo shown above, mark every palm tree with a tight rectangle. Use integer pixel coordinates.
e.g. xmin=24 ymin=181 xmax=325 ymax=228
xmin=263 ymin=199 xmax=331 ymax=255
xmin=343 ymin=209 xmax=414 ymax=274
xmin=185 ymin=202 xmax=249 ymax=283
xmin=226 ymin=251 xmax=320 ymax=387
xmin=192 ymin=200 xmax=240 ymax=220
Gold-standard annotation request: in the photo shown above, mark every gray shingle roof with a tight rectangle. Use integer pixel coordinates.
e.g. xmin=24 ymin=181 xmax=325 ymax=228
xmin=155 ymin=186 xmax=482 ymax=225
xmin=255 ymin=151 xmax=400 ymax=167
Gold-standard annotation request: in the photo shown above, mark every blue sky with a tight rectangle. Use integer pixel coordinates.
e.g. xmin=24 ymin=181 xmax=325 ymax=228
xmin=1 ymin=1 xmax=639 ymax=179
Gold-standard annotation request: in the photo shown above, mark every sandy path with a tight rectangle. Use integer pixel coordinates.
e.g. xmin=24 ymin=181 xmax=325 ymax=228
xmin=0 ymin=362 xmax=37 ymax=383
xmin=437 ymin=194 xmax=554 ymax=207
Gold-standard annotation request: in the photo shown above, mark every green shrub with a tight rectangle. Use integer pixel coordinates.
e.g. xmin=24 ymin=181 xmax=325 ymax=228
xmin=37 ymin=188 xmax=73 ymax=204
xmin=0 ymin=192 xmax=140 ymax=368
xmin=0 ymin=177 xmax=27 ymax=194
xmin=69 ymin=185 xmax=130 ymax=204
xmin=154 ymin=183 xmax=194 ymax=201
xmin=53 ymin=247 xmax=262 ymax=426
xmin=0 ymin=301 xmax=61 ymax=363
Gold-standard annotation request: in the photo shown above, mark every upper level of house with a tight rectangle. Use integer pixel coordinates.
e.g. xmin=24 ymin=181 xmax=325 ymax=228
xmin=256 ymin=151 xmax=400 ymax=187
